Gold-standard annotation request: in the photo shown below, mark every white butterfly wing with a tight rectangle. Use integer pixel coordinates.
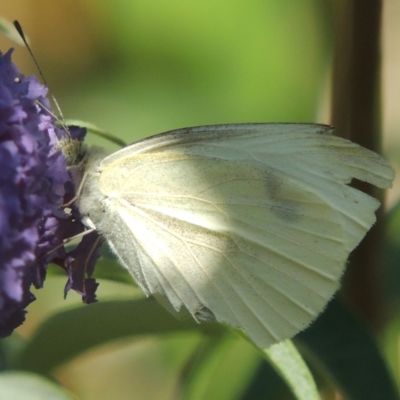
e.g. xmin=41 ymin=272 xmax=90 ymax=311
xmin=84 ymin=124 xmax=394 ymax=348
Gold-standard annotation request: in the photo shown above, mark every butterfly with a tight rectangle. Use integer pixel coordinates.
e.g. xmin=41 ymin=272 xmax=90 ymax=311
xmin=67 ymin=123 xmax=394 ymax=349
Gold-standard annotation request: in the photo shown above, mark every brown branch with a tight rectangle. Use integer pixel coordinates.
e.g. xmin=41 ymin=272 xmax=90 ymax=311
xmin=331 ymin=0 xmax=384 ymax=331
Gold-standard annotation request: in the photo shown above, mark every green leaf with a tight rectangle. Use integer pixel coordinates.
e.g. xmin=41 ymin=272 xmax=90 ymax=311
xmin=0 ymin=372 xmax=75 ymax=400
xmin=16 ymin=297 xmax=224 ymax=375
xmin=177 ymin=334 xmax=261 ymax=400
xmin=384 ymin=312 xmax=400 ymax=393
xmin=264 ymin=340 xmax=319 ymax=400
xmin=92 ymin=256 xmax=135 ymax=284
xmin=296 ymin=299 xmax=399 ymax=400
xmin=0 ymin=334 xmax=26 ymax=371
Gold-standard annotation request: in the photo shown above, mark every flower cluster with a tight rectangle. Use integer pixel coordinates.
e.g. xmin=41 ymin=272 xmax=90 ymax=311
xmin=0 ymin=49 xmax=99 ymax=337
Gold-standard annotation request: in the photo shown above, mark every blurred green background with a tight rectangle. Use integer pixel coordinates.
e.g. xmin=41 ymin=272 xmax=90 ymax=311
xmin=1 ymin=1 xmax=400 ymax=399
xmin=1 ymin=1 xmax=333 ymax=148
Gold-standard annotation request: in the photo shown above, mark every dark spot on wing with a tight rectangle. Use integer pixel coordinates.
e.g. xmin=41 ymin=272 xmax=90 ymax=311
xmin=195 ymin=306 xmax=216 ymax=322
xmin=264 ymin=173 xmax=301 ymax=223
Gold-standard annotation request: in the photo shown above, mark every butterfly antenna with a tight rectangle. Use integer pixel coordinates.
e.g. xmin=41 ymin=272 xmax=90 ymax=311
xmin=36 ymin=99 xmax=70 ymax=130
xmin=13 ymin=20 xmax=70 ymax=136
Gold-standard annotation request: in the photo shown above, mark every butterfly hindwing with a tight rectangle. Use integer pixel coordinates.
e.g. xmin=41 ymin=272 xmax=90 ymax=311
xmin=84 ymin=124 xmax=393 ymax=348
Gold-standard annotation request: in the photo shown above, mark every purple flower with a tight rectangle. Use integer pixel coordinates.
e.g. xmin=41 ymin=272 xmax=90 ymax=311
xmin=0 ymin=49 xmax=99 ymax=337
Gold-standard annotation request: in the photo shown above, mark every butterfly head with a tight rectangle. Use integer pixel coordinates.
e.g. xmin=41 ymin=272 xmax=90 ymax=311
xmin=55 ymin=136 xmax=88 ymax=167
